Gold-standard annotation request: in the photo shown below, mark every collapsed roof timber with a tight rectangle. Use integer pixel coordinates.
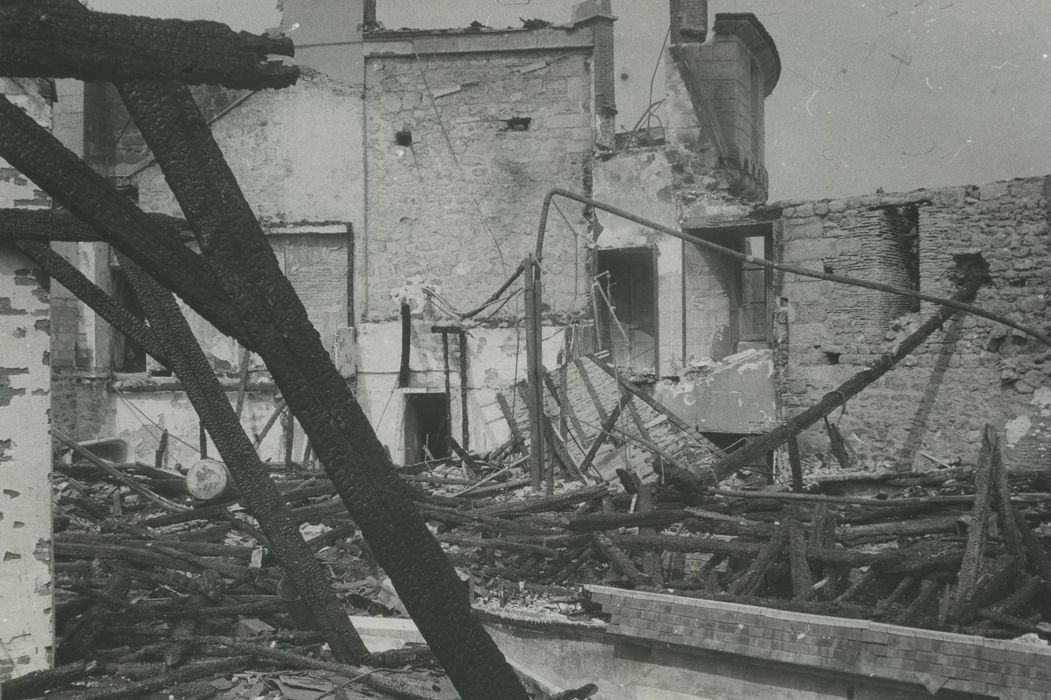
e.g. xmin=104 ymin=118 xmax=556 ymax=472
xmin=0 ymin=0 xmax=1049 ymax=698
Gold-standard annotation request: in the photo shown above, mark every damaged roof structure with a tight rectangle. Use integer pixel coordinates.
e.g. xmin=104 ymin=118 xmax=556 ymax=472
xmin=1 ymin=0 xmax=1051 ymax=698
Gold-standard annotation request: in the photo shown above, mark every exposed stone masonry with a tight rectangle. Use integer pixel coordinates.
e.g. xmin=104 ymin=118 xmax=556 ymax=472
xmin=772 ymin=176 xmax=1051 ymax=471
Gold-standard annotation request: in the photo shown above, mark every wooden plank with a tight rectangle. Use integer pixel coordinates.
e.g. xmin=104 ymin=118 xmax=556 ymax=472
xmin=523 ymin=258 xmax=545 ymax=492
xmin=951 ymin=425 xmax=998 ymax=619
xmin=593 ymin=533 xmax=651 ymax=587
xmin=730 ymin=522 xmax=789 ymax=596
xmin=573 ymin=357 xmax=611 ymax=428
xmin=787 ymin=507 xmax=813 ymax=600
xmin=494 ymin=392 xmax=523 ymax=452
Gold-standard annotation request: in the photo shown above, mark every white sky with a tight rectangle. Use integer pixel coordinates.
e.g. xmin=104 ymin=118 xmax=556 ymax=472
xmin=87 ymin=1 xmax=1051 ymax=201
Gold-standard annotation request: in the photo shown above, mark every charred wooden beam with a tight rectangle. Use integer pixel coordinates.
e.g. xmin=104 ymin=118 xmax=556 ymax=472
xmin=709 ymin=280 xmax=981 ymax=483
xmin=13 ymin=241 xmax=169 ymax=363
xmin=115 ymin=256 xmax=369 ymax=661
xmin=0 ymin=95 xmax=248 ymax=342
xmin=0 ymin=0 xmax=297 ymax=88
xmin=593 ymin=533 xmax=651 ymax=586
xmin=951 ymin=425 xmax=999 ymax=619
xmin=117 ymin=79 xmax=529 ymax=699
xmin=0 ymin=208 xmax=193 ymax=242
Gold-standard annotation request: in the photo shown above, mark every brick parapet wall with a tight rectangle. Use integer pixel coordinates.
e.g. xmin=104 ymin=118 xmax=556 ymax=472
xmin=363 ymin=47 xmax=594 ymax=321
xmin=769 ymin=176 xmax=1051 ymax=471
xmin=588 ymin=585 xmax=1051 ymax=699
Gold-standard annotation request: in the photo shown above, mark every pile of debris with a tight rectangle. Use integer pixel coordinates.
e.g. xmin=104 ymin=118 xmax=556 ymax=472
xmin=12 ymin=382 xmax=1051 ymax=698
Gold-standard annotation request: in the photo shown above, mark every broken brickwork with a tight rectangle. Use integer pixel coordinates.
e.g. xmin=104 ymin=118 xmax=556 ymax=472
xmin=773 ymin=176 xmax=1051 ymax=471
xmin=0 ymin=79 xmax=53 ymax=681
xmin=589 ymin=585 xmax=1051 ymax=699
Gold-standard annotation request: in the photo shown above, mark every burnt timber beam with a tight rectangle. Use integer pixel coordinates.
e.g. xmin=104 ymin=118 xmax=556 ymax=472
xmin=0 ymin=0 xmax=297 ymax=89
xmin=116 ymin=79 xmax=528 ymax=699
xmin=0 ymin=208 xmax=194 ymax=242
xmin=10 ymin=238 xmax=370 ymax=662
xmin=707 ymin=279 xmax=981 ymax=484
xmin=0 ymin=94 xmax=249 ymax=343
xmin=115 ymin=254 xmax=370 ymax=662
xmin=10 ymin=240 xmax=168 ymax=363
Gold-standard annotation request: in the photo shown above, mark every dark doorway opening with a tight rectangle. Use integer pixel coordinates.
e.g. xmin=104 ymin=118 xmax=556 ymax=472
xmin=595 ymin=247 xmax=658 ymax=373
xmin=403 ymin=392 xmax=449 ymax=465
xmin=702 ymin=431 xmax=773 ymax=482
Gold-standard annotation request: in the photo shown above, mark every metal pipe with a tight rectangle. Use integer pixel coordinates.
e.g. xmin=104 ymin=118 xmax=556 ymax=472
xmin=535 ymin=188 xmax=1051 ymax=348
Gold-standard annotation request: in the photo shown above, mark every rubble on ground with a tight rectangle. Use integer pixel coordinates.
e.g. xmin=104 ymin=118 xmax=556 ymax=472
xmin=14 ymin=388 xmax=1050 ymax=700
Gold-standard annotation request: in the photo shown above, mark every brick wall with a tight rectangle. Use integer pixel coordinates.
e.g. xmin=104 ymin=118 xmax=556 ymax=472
xmin=773 ymin=176 xmax=1051 ymax=471
xmin=589 ymin=585 xmax=1051 ymax=699
xmin=0 ymin=79 xmax=54 ymax=681
xmin=362 ymin=31 xmax=595 ymax=321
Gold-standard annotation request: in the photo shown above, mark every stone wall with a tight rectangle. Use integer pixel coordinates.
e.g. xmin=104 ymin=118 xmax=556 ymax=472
xmin=0 ymin=79 xmax=54 ymax=681
xmin=362 ymin=29 xmax=596 ymax=321
xmin=774 ymin=176 xmax=1051 ymax=472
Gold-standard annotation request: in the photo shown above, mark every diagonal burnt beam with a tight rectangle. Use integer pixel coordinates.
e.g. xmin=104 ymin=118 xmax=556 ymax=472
xmin=0 ymin=94 xmax=249 ymax=345
xmin=10 ymin=240 xmax=169 ymax=363
xmin=9 ymin=236 xmax=371 ymax=663
xmin=114 ymin=254 xmax=371 ymax=663
xmin=117 ymin=79 xmax=529 ymax=700
xmin=0 ymin=208 xmax=194 ymax=242
xmin=1 ymin=0 xmax=297 ymax=89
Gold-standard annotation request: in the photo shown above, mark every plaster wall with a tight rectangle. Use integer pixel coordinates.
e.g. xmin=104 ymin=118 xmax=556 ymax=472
xmin=775 ymin=176 xmax=1051 ymax=471
xmin=106 ymin=388 xmax=295 ymax=468
xmin=648 ymin=348 xmax=778 ymax=435
xmin=0 ymin=80 xmax=54 ymax=681
xmin=134 ymin=71 xmax=363 ymax=225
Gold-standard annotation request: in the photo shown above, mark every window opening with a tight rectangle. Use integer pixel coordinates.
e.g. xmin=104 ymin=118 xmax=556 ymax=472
xmin=110 ymin=268 xmax=147 ymax=373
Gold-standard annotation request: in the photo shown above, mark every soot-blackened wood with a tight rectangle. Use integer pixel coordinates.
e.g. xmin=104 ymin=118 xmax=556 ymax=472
xmin=12 ymin=241 xmax=168 ymax=362
xmin=0 ymin=660 xmax=96 ymax=700
xmin=592 ymin=533 xmax=650 ymax=586
xmin=118 ymin=80 xmax=528 ymax=700
xmin=459 ymin=330 xmax=470 ymax=451
xmin=787 ymin=507 xmax=813 ymax=600
xmin=568 ymin=509 xmax=687 ymax=532
xmin=116 ymin=258 xmax=369 ymax=662
xmin=1012 ymin=506 xmax=1051 ymax=599
xmin=0 ymin=208 xmax=193 ymax=242
xmin=730 ymin=522 xmax=789 ymax=596
xmin=0 ymin=0 xmax=297 ymax=88
xmin=0 ymin=96 xmax=247 ymax=342
xmin=709 ymin=280 xmax=980 ymax=483
xmin=951 ymin=425 xmax=998 ymax=620
xmin=397 ymin=300 xmax=411 ymax=388
xmin=523 ymin=257 xmax=546 ymax=492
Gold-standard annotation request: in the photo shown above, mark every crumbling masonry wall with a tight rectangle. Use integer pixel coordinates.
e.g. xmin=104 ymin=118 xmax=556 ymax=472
xmin=0 ymin=79 xmax=53 ymax=681
xmin=774 ymin=176 xmax=1051 ymax=471
xmin=362 ymin=30 xmax=595 ymax=320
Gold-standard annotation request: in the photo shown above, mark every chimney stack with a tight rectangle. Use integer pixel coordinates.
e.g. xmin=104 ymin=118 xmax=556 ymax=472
xmin=669 ymin=0 xmax=707 ymax=43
